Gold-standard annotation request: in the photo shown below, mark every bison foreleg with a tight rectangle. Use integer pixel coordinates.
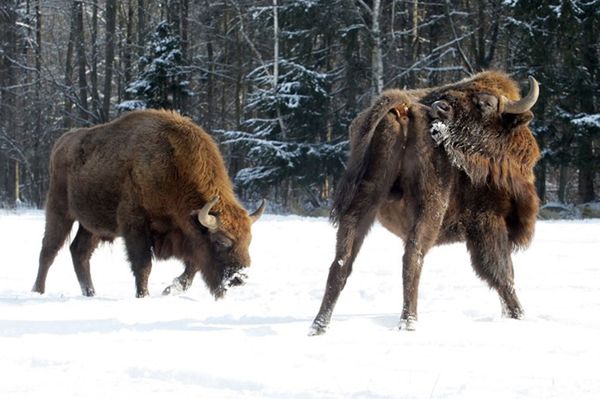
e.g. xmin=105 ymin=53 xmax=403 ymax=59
xmin=124 ymin=226 xmax=153 ymax=298
xmin=69 ymin=225 xmax=100 ymax=296
xmin=465 ymin=217 xmax=523 ymax=319
xmin=162 ymin=261 xmax=198 ymax=295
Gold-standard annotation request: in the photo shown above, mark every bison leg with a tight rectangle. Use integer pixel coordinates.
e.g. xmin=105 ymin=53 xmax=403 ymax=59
xmin=69 ymin=224 xmax=100 ymax=296
xmin=123 ymin=227 xmax=153 ymax=298
xmin=33 ymin=206 xmax=74 ymax=294
xmin=465 ymin=217 xmax=523 ymax=319
xmin=309 ymin=209 xmax=377 ymax=336
xmin=399 ymin=178 xmax=451 ymax=330
xmin=399 ymin=214 xmax=444 ymax=331
xmin=162 ymin=261 xmax=198 ymax=295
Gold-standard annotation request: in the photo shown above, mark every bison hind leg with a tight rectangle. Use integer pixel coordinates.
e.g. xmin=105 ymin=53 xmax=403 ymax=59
xmin=33 ymin=205 xmax=75 ymax=294
xmin=70 ymin=224 xmax=100 ymax=296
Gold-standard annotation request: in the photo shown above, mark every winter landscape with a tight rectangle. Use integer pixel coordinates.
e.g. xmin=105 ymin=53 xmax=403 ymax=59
xmin=1 ymin=210 xmax=599 ymax=398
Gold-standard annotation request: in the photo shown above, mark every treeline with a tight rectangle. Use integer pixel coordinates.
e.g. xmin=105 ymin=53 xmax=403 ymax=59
xmin=0 ymin=0 xmax=598 ymax=212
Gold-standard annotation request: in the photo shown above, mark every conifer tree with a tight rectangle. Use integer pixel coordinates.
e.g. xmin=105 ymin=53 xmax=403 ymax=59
xmin=118 ymin=21 xmax=190 ymax=111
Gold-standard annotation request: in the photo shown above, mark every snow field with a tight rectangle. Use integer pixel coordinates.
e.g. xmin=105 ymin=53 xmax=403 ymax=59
xmin=1 ymin=211 xmax=599 ymax=398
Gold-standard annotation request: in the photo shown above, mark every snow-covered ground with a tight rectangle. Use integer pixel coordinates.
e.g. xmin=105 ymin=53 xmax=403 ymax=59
xmin=1 ymin=210 xmax=599 ymax=398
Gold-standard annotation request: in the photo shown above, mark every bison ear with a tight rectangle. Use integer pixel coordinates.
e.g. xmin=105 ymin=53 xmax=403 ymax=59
xmin=503 ymin=110 xmax=534 ymax=129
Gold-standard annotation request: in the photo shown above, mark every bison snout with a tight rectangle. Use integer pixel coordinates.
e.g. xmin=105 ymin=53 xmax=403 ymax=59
xmin=431 ymin=100 xmax=452 ymax=121
xmin=223 ymin=267 xmax=248 ymax=288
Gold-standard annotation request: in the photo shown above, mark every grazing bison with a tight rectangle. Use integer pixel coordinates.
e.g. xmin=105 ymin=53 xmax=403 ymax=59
xmin=32 ymin=109 xmax=265 ymax=298
xmin=310 ymin=71 xmax=540 ymax=335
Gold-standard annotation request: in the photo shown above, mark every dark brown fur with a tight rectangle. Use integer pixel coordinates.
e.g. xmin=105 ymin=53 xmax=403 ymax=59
xmin=32 ymin=109 xmax=263 ymax=298
xmin=311 ymin=71 xmax=540 ymax=334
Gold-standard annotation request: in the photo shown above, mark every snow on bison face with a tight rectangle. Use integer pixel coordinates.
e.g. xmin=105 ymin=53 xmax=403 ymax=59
xmin=427 ymin=76 xmax=539 ymax=179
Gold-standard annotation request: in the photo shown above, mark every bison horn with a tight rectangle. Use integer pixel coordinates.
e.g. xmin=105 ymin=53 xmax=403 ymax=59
xmin=197 ymin=196 xmax=220 ymax=231
xmin=499 ymin=76 xmax=539 ymax=114
xmin=249 ymin=199 xmax=267 ymax=223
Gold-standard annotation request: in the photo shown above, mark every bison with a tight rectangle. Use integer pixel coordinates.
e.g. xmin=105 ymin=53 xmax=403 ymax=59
xmin=32 ymin=109 xmax=265 ymax=298
xmin=310 ymin=71 xmax=540 ymax=335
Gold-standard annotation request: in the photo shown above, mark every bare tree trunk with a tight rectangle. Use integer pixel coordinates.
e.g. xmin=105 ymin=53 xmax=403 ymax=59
xmin=74 ymin=0 xmax=89 ymax=123
xmin=578 ymin=140 xmax=595 ymax=203
xmin=90 ymin=0 xmax=101 ymax=119
xmin=444 ymin=0 xmax=474 ymax=75
xmin=137 ymin=0 xmax=145 ymax=74
xmin=471 ymin=0 xmax=500 ymax=70
xmin=64 ymin=8 xmax=75 ymax=128
xmin=207 ymin=38 xmax=214 ymax=130
xmin=33 ymin=0 xmax=43 ymax=205
xmin=220 ymin=7 xmax=228 ymax=129
xmin=101 ymin=0 xmax=117 ymax=122
xmin=576 ymin=6 xmax=597 ymax=203
xmin=535 ymin=158 xmax=546 ymax=204
xmin=371 ymin=0 xmax=383 ymax=97
xmin=273 ymin=0 xmax=286 ymax=138
xmin=180 ymin=0 xmax=189 ymax=59
xmin=273 ymin=0 xmax=288 ymax=206
xmin=411 ymin=0 xmax=419 ymax=61
xmin=123 ymin=0 xmax=134 ymax=100
xmin=34 ymin=0 xmax=42 ymax=131
xmin=14 ymin=159 xmax=20 ymax=204
xmin=558 ymin=164 xmax=569 ymax=203
xmin=273 ymin=0 xmax=279 ymax=94
xmin=180 ymin=0 xmax=189 ymax=113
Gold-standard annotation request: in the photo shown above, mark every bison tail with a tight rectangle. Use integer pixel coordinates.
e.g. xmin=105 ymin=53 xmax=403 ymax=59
xmin=330 ymin=90 xmax=414 ymax=225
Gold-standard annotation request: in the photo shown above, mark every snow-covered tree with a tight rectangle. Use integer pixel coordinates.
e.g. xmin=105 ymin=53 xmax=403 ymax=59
xmin=118 ymin=21 xmax=190 ymax=111
xmin=225 ymin=60 xmax=345 ymax=206
xmin=222 ymin=1 xmax=348 ymax=210
xmin=509 ymin=0 xmax=599 ymax=203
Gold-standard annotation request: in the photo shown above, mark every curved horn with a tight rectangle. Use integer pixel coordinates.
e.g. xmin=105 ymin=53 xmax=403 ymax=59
xmin=500 ymin=76 xmax=539 ymax=114
xmin=249 ymin=199 xmax=267 ymax=223
xmin=197 ymin=196 xmax=220 ymax=231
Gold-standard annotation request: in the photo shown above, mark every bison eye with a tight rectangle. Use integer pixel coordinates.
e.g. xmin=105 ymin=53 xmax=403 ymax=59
xmin=212 ymin=236 xmax=233 ymax=252
xmin=474 ymin=94 xmax=498 ymax=116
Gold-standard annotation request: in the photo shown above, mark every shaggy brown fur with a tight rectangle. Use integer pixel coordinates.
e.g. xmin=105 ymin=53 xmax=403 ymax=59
xmin=310 ymin=71 xmax=540 ymax=335
xmin=32 ymin=109 xmax=264 ymax=298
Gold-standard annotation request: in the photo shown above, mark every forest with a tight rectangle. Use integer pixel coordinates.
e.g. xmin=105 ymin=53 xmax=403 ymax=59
xmin=0 ymin=0 xmax=598 ymax=213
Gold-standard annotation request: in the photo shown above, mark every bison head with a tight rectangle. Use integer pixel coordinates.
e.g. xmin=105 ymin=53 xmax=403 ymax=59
xmin=192 ymin=196 xmax=266 ymax=298
xmin=426 ymin=74 xmax=540 ymax=186
xmin=429 ymin=75 xmax=538 ymax=132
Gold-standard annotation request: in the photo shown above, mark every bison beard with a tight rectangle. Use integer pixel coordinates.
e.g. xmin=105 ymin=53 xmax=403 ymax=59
xmin=310 ymin=71 xmax=540 ymax=335
xmin=32 ymin=109 xmax=265 ymax=298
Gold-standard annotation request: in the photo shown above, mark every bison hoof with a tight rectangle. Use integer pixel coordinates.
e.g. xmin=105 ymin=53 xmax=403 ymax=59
xmin=502 ymin=305 xmax=524 ymax=319
xmin=399 ymin=316 xmax=417 ymax=331
xmin=308 ymin=320 xmax=328 ymax=336
xmin=500 ymin=297 xmax=524 ymax=319
xmin=81 ymin=287 xmax=96 ymax=297
xmin=31 ymin=285 xmax=44 ymax=295
xmin=162 ymin=278 xmax=185 ymax=296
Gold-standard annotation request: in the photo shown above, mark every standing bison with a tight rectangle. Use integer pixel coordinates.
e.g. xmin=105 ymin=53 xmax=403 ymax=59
xmin=310 ymin=71 xmax=540 ymax=335
xmin=32 ymin=109 xmax=265 ymax=298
